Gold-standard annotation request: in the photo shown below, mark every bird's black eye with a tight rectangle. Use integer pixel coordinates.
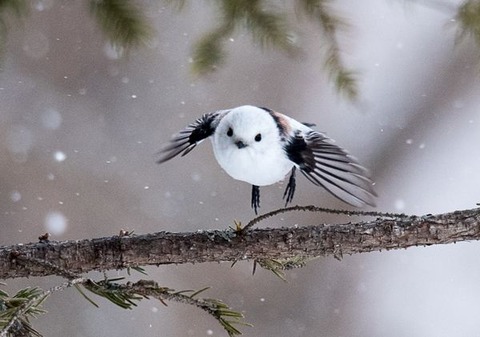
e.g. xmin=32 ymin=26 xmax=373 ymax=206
xmin=254 ymin=133 xmax=262 ymax=142
xmin=227 ymin=128 xmax=233 ymax=137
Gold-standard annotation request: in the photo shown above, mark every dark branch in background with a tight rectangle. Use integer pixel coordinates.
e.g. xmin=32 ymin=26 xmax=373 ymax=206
xmin=1 ymin=206 xmax=479 ymax=280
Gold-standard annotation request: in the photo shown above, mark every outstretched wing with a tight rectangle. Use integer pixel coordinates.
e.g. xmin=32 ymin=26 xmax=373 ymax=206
xmin=157 ymin=111 xmax=226 ymax=164
xmin=285 ymin=131 xmax=377 ymax=207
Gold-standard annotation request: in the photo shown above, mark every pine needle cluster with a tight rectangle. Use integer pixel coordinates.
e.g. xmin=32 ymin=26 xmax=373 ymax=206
xmin=0 ymin=0 xmax=479 ymax=98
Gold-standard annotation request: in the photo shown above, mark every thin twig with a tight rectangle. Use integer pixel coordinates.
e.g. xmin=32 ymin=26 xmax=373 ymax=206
xmin=243 ymin=205 xmax=410 ymax=231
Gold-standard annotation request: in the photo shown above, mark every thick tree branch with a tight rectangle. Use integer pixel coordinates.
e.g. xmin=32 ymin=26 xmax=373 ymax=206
xmin=1 ymin=207 xmax=479 ymax=280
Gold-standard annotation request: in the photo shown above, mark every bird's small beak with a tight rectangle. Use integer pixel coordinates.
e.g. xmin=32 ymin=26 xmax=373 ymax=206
xmin=235 ymin=140 xmax=247 ymax=149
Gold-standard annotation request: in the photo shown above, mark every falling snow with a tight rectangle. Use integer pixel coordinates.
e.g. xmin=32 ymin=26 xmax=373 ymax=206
xmin=394 ymin=199 xmax=406 ymax=211
xmin=10 ymin=190 xmax=21 ymax=202
xmin=191 ymin=173 xmax=201 ymax=182
xmin=33 ymin=0 xmax=54 ymax=11
xmin=54 ymin=151 xmax=66 ymax=162
xmin=44 ymin=211 xmax=68 ymax=235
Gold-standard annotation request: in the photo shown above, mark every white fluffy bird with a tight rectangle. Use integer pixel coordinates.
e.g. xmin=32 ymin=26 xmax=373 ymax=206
xmin=158 ymin=105 xmax=376 ymax=214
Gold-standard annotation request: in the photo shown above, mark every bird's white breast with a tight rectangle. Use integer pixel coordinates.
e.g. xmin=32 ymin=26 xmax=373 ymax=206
xmin=212 ymin=137 xmax=293 ymax=186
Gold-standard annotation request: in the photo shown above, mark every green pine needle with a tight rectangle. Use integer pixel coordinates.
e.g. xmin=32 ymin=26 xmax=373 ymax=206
xmin=74 ymin=284 xmax=100 ymax=308
xmin=80 ymin=278 xmax=251 ymax=336
xmin=83 ymin=279 xmax=142 ymax=310
xmin=297 ymin=0 xmax=359 ymax=100
xmin=188 ymin=287 xmax=211 ymax=298
xmin=0 ymin=0 xmax=28 ymax=16
xmin=204 ymin=298 xmax=252 ymax=336
xmin=256 ymin=256 xmax=311 ymax=281
xmin=0 ymin=287 xmax=48 ymax=337
xmin=129 ymin=266 xmax=148 ymax=275
xmin=298 ymin=0 xmax=349 ymax=33
xmin=90 ymin=0 xmax=153 ymax=50
xmin=334 ymin=69 xmax=358 ymax=100
xmin=191 ymin=26 xmax=231 ymax=75
xmin=255 ymin=259 xmax=287 ymax=281
xmin=191 ymin=0 xmax=298 ymax=75
xmin=0 ymin=0 xmax=28 ymax=61
xmin=244 ymin=10 xmax=297 ymax=54
xmin=456 ymin=0 xmax=480 ymax=47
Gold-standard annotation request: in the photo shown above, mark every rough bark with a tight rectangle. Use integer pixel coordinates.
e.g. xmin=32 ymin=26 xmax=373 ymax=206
xmin=1 ymin=207 xmax=479 ymax=280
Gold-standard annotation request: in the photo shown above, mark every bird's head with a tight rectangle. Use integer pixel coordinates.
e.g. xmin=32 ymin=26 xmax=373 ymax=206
xmin=214 ymin=105 xmax=281 ymax=155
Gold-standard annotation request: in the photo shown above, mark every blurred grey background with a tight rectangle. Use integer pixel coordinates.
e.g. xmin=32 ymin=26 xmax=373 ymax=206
xmin=1 ymin=0 xmax=480 ymax=336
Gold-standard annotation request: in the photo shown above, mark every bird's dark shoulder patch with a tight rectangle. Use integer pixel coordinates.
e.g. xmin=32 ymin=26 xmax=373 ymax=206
xmin=258 ymin=107 xmax=289 ymax=139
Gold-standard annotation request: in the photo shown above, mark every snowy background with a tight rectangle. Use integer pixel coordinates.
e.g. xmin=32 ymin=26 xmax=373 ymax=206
xmin=1 ymin=0 xmax=480 ymax=336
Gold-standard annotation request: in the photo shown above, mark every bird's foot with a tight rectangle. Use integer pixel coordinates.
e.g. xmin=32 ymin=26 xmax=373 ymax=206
xmin=283 ymin=167 xmax=296 ymax=206
xmin=251 ymin=185 xmax=260 ymax=215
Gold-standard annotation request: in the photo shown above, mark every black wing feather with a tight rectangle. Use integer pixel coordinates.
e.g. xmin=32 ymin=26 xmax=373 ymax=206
xmin=157 ymin=112 xmax=221 ymax=164
xmin=285 ymin=131 xmax=377 ymax=207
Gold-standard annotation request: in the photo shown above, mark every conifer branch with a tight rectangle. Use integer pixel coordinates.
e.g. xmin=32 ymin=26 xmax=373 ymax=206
xmin=456 ymin=0 xmax=480 ymax=48
xmin=0 ymin=279 xmax=84 ymax=337
xmin=89 ymin=0 xmax=153 ymax=50
xmin=191 ymin=0 xmax=297 ymax=74
xmin=0 ymin=1 xmax=479 ymax=98
xmin=191 ymin=23 xmax=234 ymax=75
xmin=112 ymin=281 xmax=251 ymax=336
xmin=1 ymin=272 xmax=250 ymax=336
xmin=0 ymin=0 xmax=27 ymax=62
xmin=296 ymin=0 xmax=358 ymax=100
